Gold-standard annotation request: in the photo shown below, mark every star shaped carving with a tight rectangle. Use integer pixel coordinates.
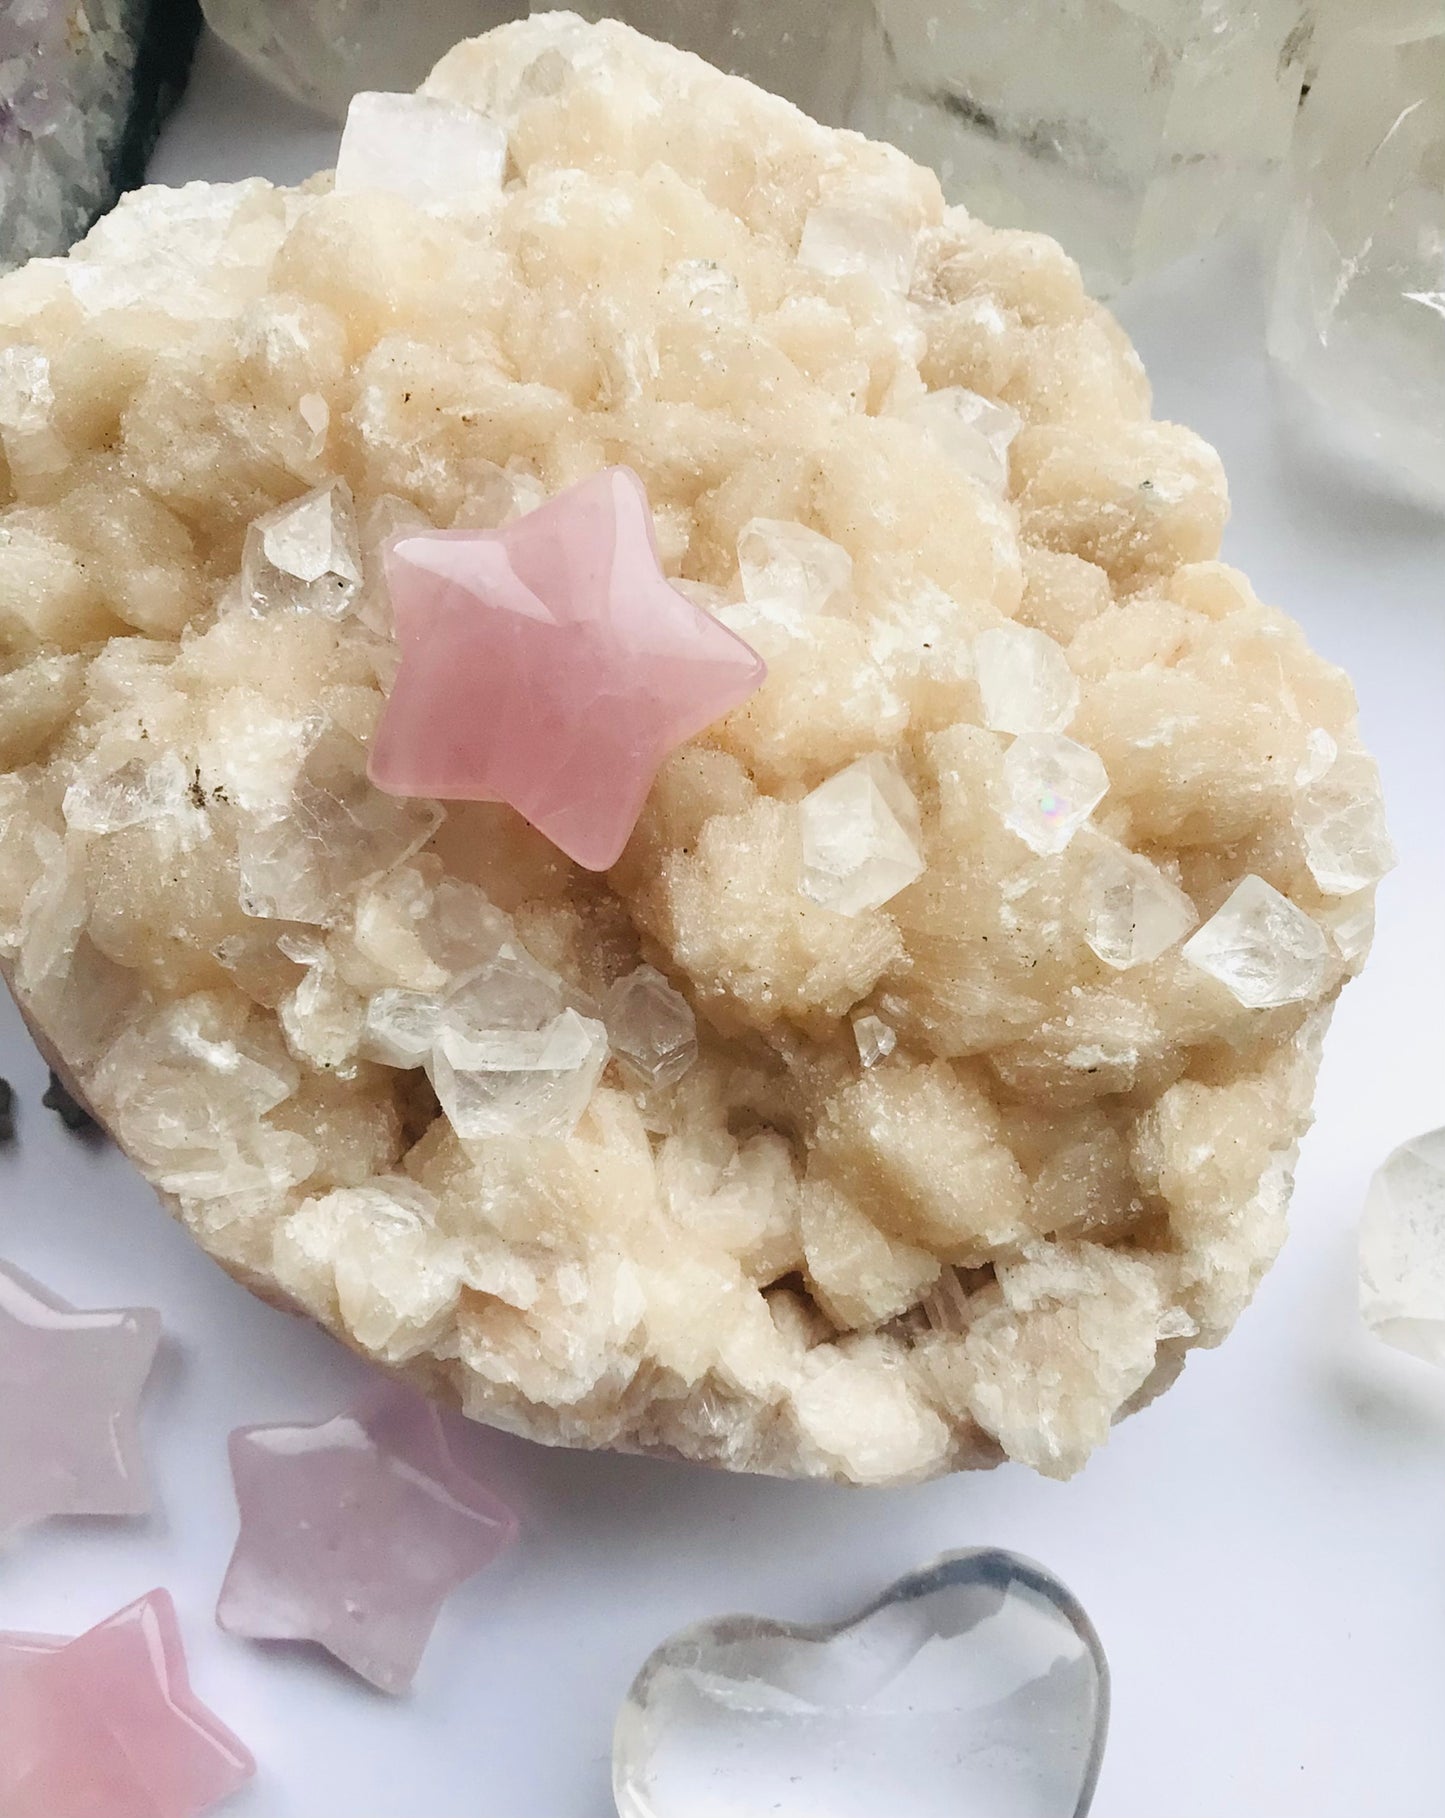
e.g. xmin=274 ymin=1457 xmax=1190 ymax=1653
xmin=367 ymin=466 xmax=766 ymax=870
xmin=0 ymin=1261 xmax=160 ymax=1538
xmin=0 ymin=1590 xmax=255 ymax=1818
xmin=216 ymin=1383 xmax=518 ymax=1694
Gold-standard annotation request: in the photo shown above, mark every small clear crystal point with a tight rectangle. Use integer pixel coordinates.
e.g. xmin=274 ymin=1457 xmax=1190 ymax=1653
xmin=1181 ymin=874 xmax=1330 ymax=1009
xmin=737 ymin=518 xmax=852 ymax=620
xmin=1360 ymin=1128 xmax=1445 ymax=1367
xmin=334 ymin=91 xmax=508 ymax=209
xmin=604 ymin=965 xmax=698 ymax=1089
xmin=902 ymin=387 xmax=1021 ymax=492
xmin=1000 ymin=733 xmax=1109 ymax=855
xmin=798 ymin=201 xmax=917 ymax=293
xmin=1083 ymin=843 xmax=1198 ymax=970
xmin=973 ymin=624 xmax=1079 ymax=735
xmin=800 ymin=753 xmax=924 ymax=917
xmin=851 ymin=1013 xmax=897 ymax=1068
xmin=242 ymin=480 xmax=363 ymax=619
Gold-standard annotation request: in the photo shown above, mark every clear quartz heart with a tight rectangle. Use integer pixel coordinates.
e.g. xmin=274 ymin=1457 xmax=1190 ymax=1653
xmin=613 ymin=1549 xmax=1108 ymax=1818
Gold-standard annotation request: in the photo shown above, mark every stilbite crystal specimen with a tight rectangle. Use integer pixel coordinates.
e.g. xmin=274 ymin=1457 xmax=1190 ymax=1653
xmin=614 ymin=1550 xmax=1109 ymax=1818
xmin=217 ymin=1384 xmax=517 ymax=1693
xmin=1359 ymin=1128 xmax=1445 ymax=1367
xmin=0 ymin=1262 xmax=160 ymax=1538
xmin=0 ymin=14 xmax=1384 ymax=1486
xmin=0 ymin=1591 xmax=255 ymax=1818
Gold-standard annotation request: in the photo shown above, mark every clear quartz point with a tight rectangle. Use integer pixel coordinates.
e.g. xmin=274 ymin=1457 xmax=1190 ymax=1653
xmin=1083 ymin=843 xmax=1198 ymax=971
xmin=1360 ymin=1128 xmax=1445 ymax=1367
xmin=428 ymin=1008 xmax=609 ymax=1141
xmin=241 ymin=480 xmax=363 ymax=619
xmin=798 ymin=199 xmax=917 ymax=293
xmin=1000 ymin=733 xmax=1108 ymax=856
xmin=1181 ymin=874 xmax=1330 ymax=1009
xmin=851 ymin=1013 xmax=896 ymax=1068
xmin=799 ymin=753 xmax=924 ymax=916
xmin=901 ymin=387 xmax=1021 ymax=492
xmin=973 ymin=624 xmax=1079 ymax=735
xmin=613 ymin=1549 xmax=1109 ymax=1818
xmin=604 ymin=965 xmax=698 ymax=1089
xmin=737 ymin=518 xmax=852 ymax=620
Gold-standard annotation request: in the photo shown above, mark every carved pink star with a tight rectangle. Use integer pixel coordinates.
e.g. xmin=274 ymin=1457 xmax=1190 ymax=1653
xmin=216 ymin=1383 xmax=518 ymax=1694
xmin=0 ymin=1260 xmax=160 ymax=1538
xmin=0 ymin=1590 xmax=255 ymax=1818
xmin=367 ymin=466 xmax=765 ymax=870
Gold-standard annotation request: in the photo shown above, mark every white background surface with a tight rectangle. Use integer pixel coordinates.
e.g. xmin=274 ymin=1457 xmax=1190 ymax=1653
xmin=2 ymin=29 xmax=1444 ymax=1818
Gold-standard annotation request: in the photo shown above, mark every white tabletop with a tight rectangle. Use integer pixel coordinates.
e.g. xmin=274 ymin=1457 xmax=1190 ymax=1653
xmin=3 ymin=29 xmax=1443 ymax=1818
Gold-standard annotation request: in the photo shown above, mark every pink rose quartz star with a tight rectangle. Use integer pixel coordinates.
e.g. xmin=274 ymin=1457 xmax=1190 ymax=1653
xmin=0 ymin=1260 xmax=160 ymax=1538
xmin=0 ymin=1589 xmax=255 ymax=1818
xmin=216 ymin=1383 xmax=518 ymax=1694
xmin=367 ymin=466 xmax=766 ymax=870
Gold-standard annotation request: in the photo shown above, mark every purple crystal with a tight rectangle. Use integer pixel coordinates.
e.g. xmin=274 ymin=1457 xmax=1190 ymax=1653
xmin=0 ymin=1260 xmax=160 ymax=1538
xmin=216 ymin=1382 xmax=518 ymax=1693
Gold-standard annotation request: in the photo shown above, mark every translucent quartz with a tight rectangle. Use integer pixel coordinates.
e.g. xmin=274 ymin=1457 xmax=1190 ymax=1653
xmin=900 ymin=387 xmax=1021 ymax=493
xmin=1268 ymin=15 xmax=1445 ymax=507
xmin=0 ymin=344 xmax=68 ymax=485
xmin=1296 ymin=757 xmax=1396 ymax=896
xmin=973 ymin=624 xmax=1079 ymax=736
xmin=1000 ymin=733 xmax=1109 ymax=856
xmin=363 ymin=986 xmax=448 ymax=1068
xmin=241 ymin=479 xmax=363 ymax=619
xmin=368 ymin=467 xmax=765 ymax=871
xmin=737 ymin=518 xmax=852 ymax=620
xmin=1181 ymin=875 xmax=1330 ymax=1009
xmin=62 ymin=750 xmax=206 ymax=846
xmin=1083 ymin=844 xmax=1198 ymax=971
xmin=1359 ymin=1128 xmax=1445 ymax=1367
xmin=334 ymin=90 xmax=508 ymax=208
xmin=238 ymin=728 xmax=442 ymax=924
xmin=851 ymin=1013 xmax=897 ymax=1068
xmin=798 ymin=198 xmax=918 ymax=293
xmin=855 ymin=0 xmax=1310 ymax=294
xmin=0 ymin=1591 xmax=255 ymax=1818
xmin=0 ymin=1262 xmax=160 ymax=1538
xmin=614 ymin=1549 xmax=1109 ymax=1818
xmin=799 ymin=753 xmax=925 ymax=917
xmin=217 ymin=1384 xmax=516 ymax=1694
xmin=430 ymin=1007 xmax=609 ymax=1141
xmin=603 ymin=964 xmax=698 ymax=1089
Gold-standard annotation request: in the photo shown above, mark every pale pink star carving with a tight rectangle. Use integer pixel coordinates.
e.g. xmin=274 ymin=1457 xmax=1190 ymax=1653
xmin=367 ymin=466 xmax=766 ymax=870
xmin=0 ymin=1590 xmax=255 ymax=1818
xmin=216 ymin=1383 xmax=518 ymax=1694
xmin=0 ymin=1260 xmax=160 ymax=1538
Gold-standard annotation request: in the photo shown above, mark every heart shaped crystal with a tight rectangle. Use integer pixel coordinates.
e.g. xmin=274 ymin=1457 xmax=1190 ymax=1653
xmin=613 ymin=1549 xmax=1108 ymax=1818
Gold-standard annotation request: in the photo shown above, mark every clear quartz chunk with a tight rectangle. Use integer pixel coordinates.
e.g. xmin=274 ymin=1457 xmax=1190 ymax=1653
xmin=613 ymin=1549 xmax=1109 ymax=1818
xmin=973 ymin=625 xmax=1079 ymax=735
xmin=855 ymin=0 xmax=1311 ymax=294
xmin=1083 ymin=843 xmax=1198 ymax=971
xmin=603 ymin=965 xmax=698 ymax=1090
xmin=241 ymin=480 xmax=363 ymax=620
xmin=62 ymin=750 xmax=206 ymax=847
xmin=1000 ymin=734 xmax=1109 ymax=856
xmin=334 ymin=90 xmax=508 ymax=209
xmin=1359 ymin=1128 xmax=1445 ymax=1366
xmin=799 ymin=754 xmax=925 ymax=917
xmin=1181 ymin=874 xmax=1330 ymax=1009
xmin=429 ymin=1008 xmax=609 ymax=1141
xmin=1268 ymin=15 xmax=1445 ymax=507
xmin=900 ymin=387 xmax=1021 ymax=492
xmin=851 ymin=1013 xmax=897 ymax=1068
xmin=1296 ymin=757 xmax=1396 ymax=896
xmin=798 ymin=200 xmax=917 ymax=293
xmin=362 ymin=988 xmax=448 ymax=1068
xmin=737 ymin=519 xmax=852 ymax=621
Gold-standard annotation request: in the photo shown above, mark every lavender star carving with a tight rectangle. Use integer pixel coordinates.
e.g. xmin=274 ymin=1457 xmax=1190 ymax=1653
xmin=367 ymin=465 xmax=766 ymax=871
xmin=0 ymin=1260 xmax=160 ymax=1538
xmin=0 ymin=1589 xmax=255 ymax=1818
xmin=216 ymin=1382 xmax=518 ymax=1693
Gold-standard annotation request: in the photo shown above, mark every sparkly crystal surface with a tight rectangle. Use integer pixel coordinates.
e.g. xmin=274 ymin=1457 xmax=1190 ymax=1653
xmin=1269 ymin=14 xmax=1445 ymax=507
xmin=855 ymin=0 xmax=1312 ymax=294
xmin=0 ymin=1590 xmax=254 ymax=1818
xmin=798 ymin=199 xmax=917 ymax=293
xmin=368 ymin=467 xmax=765 ymax=871
xmin=1000 ymin=734 xmax=1109 ymax=856
xmin=335 ymin=91 xmax=508 ymax=208
xmin=217 ymin=1384 xmax=517 ymax=1693
xmin=1181 ymin=875 xmax=1331 ymax=1009
xmin=430 ymin=1006 xmax=610 ymax=1141
xmin=614 ymin=1550 xmax=1109 ymax=1818
xmin=604 ymin=964 xmax=698 ymax=1089
xmin=1359 ymin=1128 xmax=1445 ymax=1368
xmin=0 ymin=1261 xmax=159 ymax=1539
xmin=737 ymin=519 xmax=852 ymax=622
xmin=851 ymin=1013 xmax=896 ymax=1068
xmin=900 ymin=388 xmax=1021 ymax=493
xmin=1083 ymin=843 xmax=1198 ymax=971
xmin=799 ymin=753 xmax=924 ymax=917
xmin=974 ymin=624 xmax=1079 ymax=736
xmin=241 ymin=480 xmax=363 ymax=619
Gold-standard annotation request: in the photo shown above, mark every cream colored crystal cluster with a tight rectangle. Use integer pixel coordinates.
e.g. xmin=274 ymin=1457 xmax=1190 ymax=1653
xmin=0 ymin=14 xmax=1390 ymax=1484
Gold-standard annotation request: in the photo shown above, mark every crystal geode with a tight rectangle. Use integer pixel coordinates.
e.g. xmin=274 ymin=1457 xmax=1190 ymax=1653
xmin=0 ymin=13 xmax=1389 ymax=1486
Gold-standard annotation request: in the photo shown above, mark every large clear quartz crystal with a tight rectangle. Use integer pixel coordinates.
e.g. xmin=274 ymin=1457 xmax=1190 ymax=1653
xmin=429 ymin=1008 xmax=609 ymax=1141
xmin=0 ymin=0 xmax=199 ymax=271
xmin=854 ymin=0 xmax=1312 ymax=293
xmin=1181 ymin=875 xmax=1330 ymax=1008
xmin=614 ymin=1550 xmax=1109 ymax=1818
xmin=1269 ymin=10 xmax=1445 ymax=507
xmin=799 ymin=754 xmax=924 ymax=916
xmin=241 ymin=481 xmax=363 ymax=619
xmin=603 ymin=965 xmax=698 ymax=1090
xmin=1359 ymin=1128 xmax=1445 ymax=1367
xmin=1083 ymin=842 xmax=1198 ymax=972
xmin=999 ymin=733 xmax=1108 ymax=856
